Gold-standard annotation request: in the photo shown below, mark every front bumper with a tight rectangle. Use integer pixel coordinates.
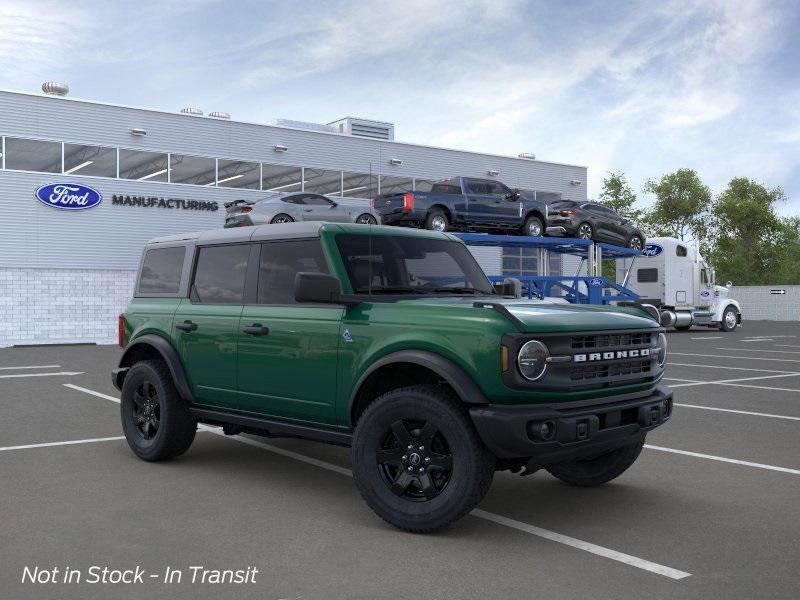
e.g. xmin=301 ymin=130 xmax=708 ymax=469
xmin=469 ymin=385 xmax=672 ymax=464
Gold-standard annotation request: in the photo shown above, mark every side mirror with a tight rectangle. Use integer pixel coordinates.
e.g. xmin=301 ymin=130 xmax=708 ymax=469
xmin=493 ymin=277 xmax=523 ymax=298
xmin=295 ymin=272 xmax=361 ymax=307
xmin=329 ymin=201 xmax=338 ymax=208
xmin=505 ymin=189 xmax=521 ymax=201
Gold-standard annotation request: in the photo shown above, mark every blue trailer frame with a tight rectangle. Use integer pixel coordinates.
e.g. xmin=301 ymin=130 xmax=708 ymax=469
xmin=454 ymin=233 xmax=642 ymax=305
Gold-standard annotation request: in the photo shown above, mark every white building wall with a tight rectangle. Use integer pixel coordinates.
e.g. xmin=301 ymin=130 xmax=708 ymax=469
xmin=729 ymin=286 xmax=800 ymax=321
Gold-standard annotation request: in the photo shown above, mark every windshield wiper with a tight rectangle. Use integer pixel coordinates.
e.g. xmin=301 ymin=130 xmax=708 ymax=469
xmin=353 ymin=286 xmax=427 ymax=294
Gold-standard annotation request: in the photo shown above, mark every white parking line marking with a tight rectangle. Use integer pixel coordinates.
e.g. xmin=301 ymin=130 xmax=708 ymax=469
xmin=675 ymin=403 xmax=800 ymax=421
xmin=0 ymin=436 xmax=125 ymax=452
xmin=689 ymin=336 xmax=723 ymax=340
xmin=63 ymin=384 xmax=691 ymax=580
xmin=63 ymin=383 xmax=120 ymax=403
xmin=670 ymin=352 xmax=800 ymax=363
xmin=0 ymin=371 xmax=84 ymax=379
xmin=0 ymin=364 xmax=61 ymax=371
xmin=716 ymin=347 xmax=800 ymax=354
xmin=721 ymin=382 xmax=800 ymax=394
xmin=669 ymin=362 xmax=799 ymax=374
xmin=663 ymin=377 xmax=702 ymax=383
xmin=645 ymin=445 xmax=800 ymax=476
xmin=471 ymin=509 xmax=691 ymax=580
xmin=667 ymin=373 xmax=800 ymax=388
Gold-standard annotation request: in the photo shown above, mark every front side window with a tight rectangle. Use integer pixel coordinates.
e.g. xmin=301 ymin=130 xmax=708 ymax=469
xmin=258 ymin=240 xmax=329 ymax=304
xmin=676 ymin=245 xmax=688 ymax=257
xmin=466 ymin=179 xmax=491 ymax=195
xmin=5 ymin=137 xmax=61 ymax=173
xmin=138 ymin=246 xmax=185 ymax=295
xmin=192 ymin=245 xmax=250 ymax=304
xmin=335 ymin=234 xmax=494 ymax=295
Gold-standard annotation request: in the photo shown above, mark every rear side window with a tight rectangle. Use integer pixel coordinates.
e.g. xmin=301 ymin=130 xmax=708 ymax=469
xmin=430 ymin=181 xmax=461 ymax=195
xmin=192 ymin=245 xmax=250 ymax=304
xmin=137 ymin=247 xmax=185 ymax=295
xmin=258 ymin=240 xmax=329 ymax=304
xmin=637 ymin=268 xmax=659 ymax=283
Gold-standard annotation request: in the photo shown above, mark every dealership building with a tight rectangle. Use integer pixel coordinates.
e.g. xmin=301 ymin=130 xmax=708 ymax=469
xmin=0 ymin=84 xmax=588 ymax=346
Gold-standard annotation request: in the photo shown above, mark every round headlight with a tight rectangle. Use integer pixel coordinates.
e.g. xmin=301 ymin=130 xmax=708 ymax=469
xmin=517 ymin=340 xmax=550 ymax=381
xmin=656 ymin=332 xmax=668 ymax=366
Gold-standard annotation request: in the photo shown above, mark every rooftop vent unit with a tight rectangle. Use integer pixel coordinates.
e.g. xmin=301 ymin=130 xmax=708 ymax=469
xmin=328 ymin=117 xmax=395 ymax=141
xmin=269 ymin=119 xmax=337 ymax=134
xmin=487 ymin=169 xmax=500 ymax=177
xmin=208 ymin=111 xmax=231 ymax=119
xmin=42 ymin=82 xmax=69 ymax=96
xmin=180 ymin=106 xmax=203 ymax=116
xmin=518 ymin=152 xmax=536 ymax=160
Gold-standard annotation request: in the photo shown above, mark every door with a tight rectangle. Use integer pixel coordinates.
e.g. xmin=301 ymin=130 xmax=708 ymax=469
xmin=484 ymin=180 xmax=521 ymax=224
xmin=299 ymin=194 xmax=348 ymax=222
xmin=173 ymin=243 xmax=253 ymax=409
xmin=463 ymin=179 xmax=495 ymax=225
xmin=584 ymin=204 xmax=617 ymax=242
xmin=697 ymin=262 xmax=714 ymax=307
xmin=236 ymin=238 xmax=343 ymax=424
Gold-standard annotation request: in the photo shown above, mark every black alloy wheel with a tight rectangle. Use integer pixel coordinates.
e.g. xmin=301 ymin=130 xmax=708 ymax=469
xmin=132 ymin=380 xmax=161 ymax=440
xmin=577 ymin=222 xmax=593 ymax=240
xmin=356 ymin=213 xmax=378 ymax=225
xmin=377 ymin=418 xmax=453 ymax=501
xmin=628 ymin=235 xmax=644 ymax=251
xmin=270 ymin=214 xmax=294 ymax=224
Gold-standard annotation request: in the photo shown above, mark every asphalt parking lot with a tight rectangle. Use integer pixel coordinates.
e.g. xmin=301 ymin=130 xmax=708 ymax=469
xmin=2 ymin=321 xmax=799 ymax=600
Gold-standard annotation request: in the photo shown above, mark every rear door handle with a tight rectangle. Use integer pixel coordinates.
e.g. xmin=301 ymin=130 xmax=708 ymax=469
xmin=242 ymin=324 xmax=270 ymax=336
xmin=175 ymin=320 xmax=198 ymax=332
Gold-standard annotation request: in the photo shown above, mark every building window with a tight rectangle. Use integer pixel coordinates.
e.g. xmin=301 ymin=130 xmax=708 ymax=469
xmin=262 ymin=164 xmax=302 ymax=192
xmin=170 ymin=154 xmax=216 ymax=186
xmin=4 ymin=137 xmax=61 ymax=173
xmin=341 ymin=171 xmax=377 ymax=198
xmin=379 ymin=175 xmax=413 ymax=196
xmin=217 ymin=159 xmax=260 ymax=189
xmin=413 ymin=178 xmax=436 ymax=192
xmin=304 ymin=168 xmax=342 ymax=196
xmin=119 ymin=149 xmax=169 ymax=182
xmin=63 ymin=144 xmax=117 ymax=177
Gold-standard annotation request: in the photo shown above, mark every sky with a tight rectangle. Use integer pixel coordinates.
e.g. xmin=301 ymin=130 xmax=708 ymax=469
xmin=1 ymin=0 xmax=799 ymax=213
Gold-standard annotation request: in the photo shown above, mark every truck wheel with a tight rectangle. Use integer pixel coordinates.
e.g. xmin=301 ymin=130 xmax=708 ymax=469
xmin=577 ymin=222 xmax=593 ymax=240
xmin=270 ymin=213 xmax=294 ymax=224
xmin=545 ymin=438 xmax=644 ymax=486
xmin=522 ymin=215 xmax=543 ymax=237
xmin=351 ymin=385 xmax=495 ymax=533
xmin=720 ymin=306 xmax=738 ymax=332
xmin=120 ymin=360 xmax=196 ymax=462
xmin=424 ymin=210 xmax=448 ymax=232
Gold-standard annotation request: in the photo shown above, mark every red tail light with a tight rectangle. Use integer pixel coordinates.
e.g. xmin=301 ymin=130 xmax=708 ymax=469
xmin=402 ymin=193 xmax=414 ymax=212
xmin=118 ymin=314 xmax=126 ymax=348
xmin=241 ymin=207 xmax=252 ymax=213
xmin=371 ymin=198 xmax=377 ymax=209
xmin=560 ymin=209 xmax=577 ymax=215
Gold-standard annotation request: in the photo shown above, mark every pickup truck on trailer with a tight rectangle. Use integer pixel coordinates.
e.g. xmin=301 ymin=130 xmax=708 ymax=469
xmin=113 ymin=222 xmax=672 ymax=532
xmin=373 ymin=176 xmax=551 ymax=236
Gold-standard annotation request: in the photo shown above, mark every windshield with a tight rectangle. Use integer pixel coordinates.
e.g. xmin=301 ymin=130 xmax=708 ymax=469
xmin=335 ymin=234 xmax=495 ymax=295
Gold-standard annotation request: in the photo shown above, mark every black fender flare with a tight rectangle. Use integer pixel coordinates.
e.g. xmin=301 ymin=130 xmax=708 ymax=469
xmin=114 ymin=334 xmax=194 ymax=404
xmin=348 ymin=350 xmax=489 ymax=421
xmin=523 ymin=208 xmax=546 ymax=225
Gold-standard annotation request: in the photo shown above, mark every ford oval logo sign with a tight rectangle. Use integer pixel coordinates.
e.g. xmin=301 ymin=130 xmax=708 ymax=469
xmin=35 ymin=183 xmax=102 ymax=210
xmin=641 ymin=244 xmax=663 ymax=257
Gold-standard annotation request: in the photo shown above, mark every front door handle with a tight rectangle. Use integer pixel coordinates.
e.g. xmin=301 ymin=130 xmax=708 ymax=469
xmin=175 ymin=320 xmax=198 ymax=332
xmin=242 ymin=324 xmax=270 ymax=336
xmin=303 ymin=208 xmax=313 ymax=212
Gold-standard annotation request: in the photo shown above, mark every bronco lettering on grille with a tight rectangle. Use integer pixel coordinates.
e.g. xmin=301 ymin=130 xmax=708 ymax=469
xmin=573 ymin=348 xmax=651 ymax=363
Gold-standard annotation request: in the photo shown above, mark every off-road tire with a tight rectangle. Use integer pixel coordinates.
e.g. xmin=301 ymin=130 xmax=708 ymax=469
xmin=523 ymin=215 xmax=544 ymax=237
xmin=270 ymin=213 xmax=294 ymax=224
xmin=424 ymin=209 xmax=449 ymax=232
xmin=351 ymin=385 xmax=495 ymax=533
xmin=545 ymin=437 xmax=645 ymax=486
xmin=121 ymin=360 xmax=196 ymax=462
xmin=720 ymin=306 xmax=738 ymax=332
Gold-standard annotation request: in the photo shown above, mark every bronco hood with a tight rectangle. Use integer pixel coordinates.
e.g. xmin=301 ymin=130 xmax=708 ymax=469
xmin=495 ymin=300 xmax=659 ymax=333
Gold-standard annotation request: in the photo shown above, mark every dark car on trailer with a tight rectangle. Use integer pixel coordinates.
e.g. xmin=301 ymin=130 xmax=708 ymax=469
xmin=546 ymin=200 xmax=645 ymax=250
xmin=372 ymin=176 xmax=551 ymax=237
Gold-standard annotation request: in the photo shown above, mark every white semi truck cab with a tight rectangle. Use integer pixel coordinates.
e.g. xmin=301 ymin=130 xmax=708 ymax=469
xmin=616 ymin=237 xmax=742 ymax=332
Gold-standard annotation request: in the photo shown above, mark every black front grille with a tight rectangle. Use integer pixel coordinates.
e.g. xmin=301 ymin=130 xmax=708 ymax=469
xmin=571 ymin=332 xmax=652 ymax=350
xmin=570 ymin=359 xmax=652 ymax=382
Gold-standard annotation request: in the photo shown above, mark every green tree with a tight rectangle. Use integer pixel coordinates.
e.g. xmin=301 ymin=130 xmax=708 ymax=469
xmin=642 ymin=169 xmax=711 ymax=241
xmin=598 ymin=171 xmax=641 ymax=221
xmin=707 ymin=178 xmax=786 ymax=285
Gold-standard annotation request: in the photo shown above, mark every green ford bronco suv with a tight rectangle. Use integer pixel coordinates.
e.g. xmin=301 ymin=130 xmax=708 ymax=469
xmin=113 ymin=222 xmax=671 ymax=532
